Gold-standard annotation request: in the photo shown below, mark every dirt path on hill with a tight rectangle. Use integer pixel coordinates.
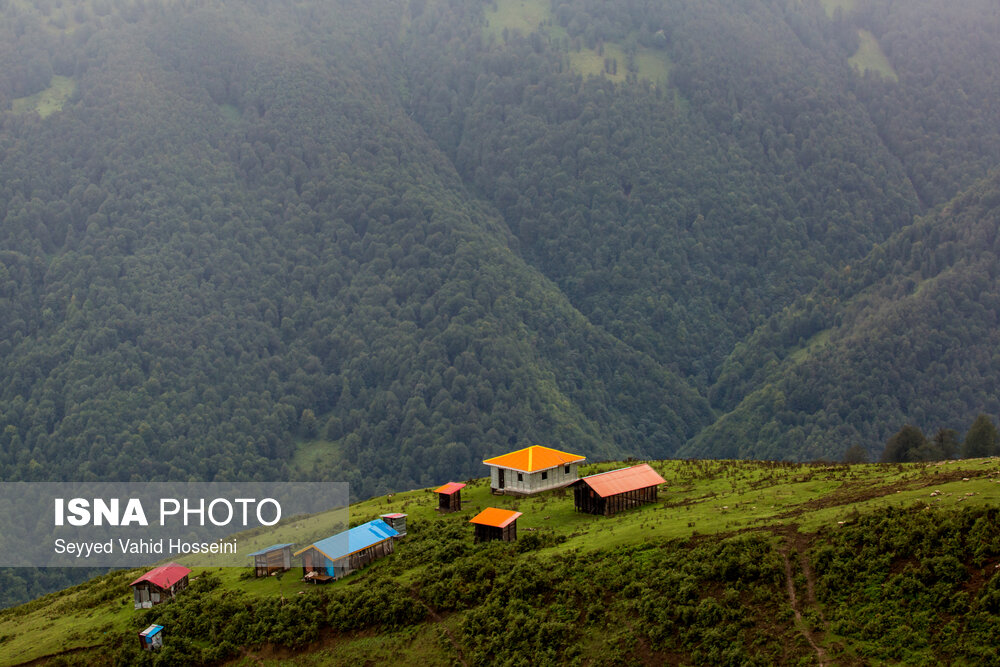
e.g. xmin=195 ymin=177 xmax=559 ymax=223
xmin=411 ymin=592 xmax=469 ymax=667
xmin=777 ymin=525 xmax=827 ymax=666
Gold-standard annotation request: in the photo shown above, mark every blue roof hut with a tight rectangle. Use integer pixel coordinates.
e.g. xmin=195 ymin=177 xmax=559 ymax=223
xmin=294 ymin=519 xmax=398 ymax=582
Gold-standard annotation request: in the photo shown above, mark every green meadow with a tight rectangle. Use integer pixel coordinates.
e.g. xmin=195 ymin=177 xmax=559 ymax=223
xmin=1 ymin=457 xmax=997 ymax=665
xmin=484 ymin=0 xmax=554 ymax=42
xmin=485 ymin=0 xmax=671 ymax=87
xmin=849 ymin=29 xmax=899 ymax=81
xmin=10 ymin=76 xmax=76 ymax=118
xmin=820 ymin=0 xmax=855 ymax=18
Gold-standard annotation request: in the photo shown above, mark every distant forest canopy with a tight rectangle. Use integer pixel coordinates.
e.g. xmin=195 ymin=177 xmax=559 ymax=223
xmin=0 ymin=0 xmax=999 ymax=498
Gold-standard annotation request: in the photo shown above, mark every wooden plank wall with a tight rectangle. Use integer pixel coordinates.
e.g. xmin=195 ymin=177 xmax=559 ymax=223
xmin=574 ymin=484 xmax=659 ymax=516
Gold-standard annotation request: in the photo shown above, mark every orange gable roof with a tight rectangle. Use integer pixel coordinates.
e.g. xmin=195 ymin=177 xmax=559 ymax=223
xmin=482 ymin=445 xmax=585 ymax=473
xmin=578 ymin=464 xmax=666 ymax=497
xmin=469 ymin=507 xmax=522 ymax=528
xmin=434 ymin=482 xmax=467 ymax=495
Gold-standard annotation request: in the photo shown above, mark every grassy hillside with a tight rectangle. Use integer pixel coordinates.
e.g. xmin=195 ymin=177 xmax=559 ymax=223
xmin=2 ymin=457 xmax=999 ymax=665
xmin=848 ymin=30 xmax=898 ymax=81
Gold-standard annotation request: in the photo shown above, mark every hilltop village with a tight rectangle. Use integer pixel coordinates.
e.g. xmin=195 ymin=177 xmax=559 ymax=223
xmin=129 ymin=445 xmax=666 ymax=651
xmin=5 ymin=456 xmax=999 ymax=665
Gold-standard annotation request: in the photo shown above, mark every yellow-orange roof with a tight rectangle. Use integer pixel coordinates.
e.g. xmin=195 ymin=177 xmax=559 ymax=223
xmin=469 ymin=507 xmax=522 ymax=528
xmin=482 ymin=445 xmax=585 ymax=473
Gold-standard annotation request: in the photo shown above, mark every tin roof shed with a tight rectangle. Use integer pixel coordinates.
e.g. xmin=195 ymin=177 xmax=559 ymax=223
xmin=578 ymin=464 xmax=666 ymax=497
xmin=294 ymin=519 xmax=397 ymax=562
xmin=129 ymin=563 xmax=191 ymax=589
xmin=247 ymin=543 xmax=294 ymax=557
xmin=433 ymin=482 xmax=467 ymax=495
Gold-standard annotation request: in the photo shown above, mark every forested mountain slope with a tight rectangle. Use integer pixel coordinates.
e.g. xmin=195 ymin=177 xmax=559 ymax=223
xmin=694 ymin=170 xmax=1000 ymax=460
xmin=0 ymin=0 xmax=999 ymax=495
xmin=0 ymin=1 xmax=711 ymax=495
xmin=406 ymin=0 xmax=921 ymax=383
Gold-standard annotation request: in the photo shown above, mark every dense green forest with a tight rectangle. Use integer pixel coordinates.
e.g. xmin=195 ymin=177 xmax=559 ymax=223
xmin=1 ymin=0 xmax=1000 ymax=605
xmin=693 ymin=168 xmax=1000 ymax=461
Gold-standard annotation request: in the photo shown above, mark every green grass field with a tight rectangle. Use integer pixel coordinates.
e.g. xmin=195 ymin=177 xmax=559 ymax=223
xmin=568 ymin=45 xmax=628 ymax=82
xmin=568 ymin=44 xmax=671 ymax=86
xmin=820 ymin=0 xmax=855 ymax=18
xmin=290 ymin=438 xmax=342 ymax=473
xmin=484 ymin=0 xmax=670 ymax=87
xmin=220 ymin=104 xmax=243 ymax=122
xmin=1 ymin=457 xmax=996 ymax=665
xmin=484 ymin=0 xmax=552 ymax=42
xmin=849 ymin=29 xmax=899 ymax=81
xmin=10 ymin=76 xmax=76 ymax=118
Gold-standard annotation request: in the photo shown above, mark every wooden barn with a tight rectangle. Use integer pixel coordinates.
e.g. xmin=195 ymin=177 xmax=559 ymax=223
xmin=294 ymin=519 xmax=398 ymax=582
xmin=129 ymin=563 xmax=191 ymax=609
xmin=572 ymin=464 xmax=666 ymax=516
xmin=433 ymin=482 xmax=466 ymax=512
xmin=247 ymin=543 xmax=294 ymax=577
xmin=138 ymin=624 xmax=165 ymax=651
xmin=483 ymin=445 xmax=585 ymax=495
xmin=380 ymin=513 xmax=407 ymax=536
xmin=470 ymin=507 xmax=522 ymax=543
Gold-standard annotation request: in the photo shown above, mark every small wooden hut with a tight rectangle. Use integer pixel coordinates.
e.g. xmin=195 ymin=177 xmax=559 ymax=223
xmin=294 ymin=519 xmax=398 ymax=582
xmin=248 ymin=543 xmax=294 ymax=577
xmin=433 ymin=482 xmax=466 ymax=512
xmin=380 ymin=513 xmax=407 ymax=537
xmin=129 ymin=563 xmax=191 ymax=609
xmin=469 ymin=507 xmax=522 ymax=543
xmin=572 ymin=464 xmax=666 ymax=516
xmin=483 ymin=445 xmax=585 ymax=495
xmin=138 ymin=624 xmax=164 ymax=651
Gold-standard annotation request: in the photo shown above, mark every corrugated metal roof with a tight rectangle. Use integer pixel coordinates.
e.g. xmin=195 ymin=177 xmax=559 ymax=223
xmin=246 ymin=543 xmax=294 ymax=557
xmin=469 ymin=507 xmax=522 ymax=528
xmin=434 ymin=482 xmax=467 ymax=495
xmin=129 ymin=563 xmax=191 ymax=589
xmin=577 ymin=464 xmax=666 ymax=498
xmin=139 ymin=625 xmax=164 ymax=638
xmin=482 ymin=445 xmax=585 ymax=473
xmin=380 ymin=513 xmax=407 ymax=519
xmin=293 ymin=519 xmax=397 ymax=561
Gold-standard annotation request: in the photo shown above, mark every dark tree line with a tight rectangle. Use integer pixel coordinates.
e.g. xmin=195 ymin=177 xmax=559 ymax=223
xmin=879 ymin=415 xmax=1000 ymax=463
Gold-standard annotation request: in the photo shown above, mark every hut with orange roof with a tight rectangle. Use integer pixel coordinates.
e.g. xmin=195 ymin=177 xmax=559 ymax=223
xmin=469 ymin=507 xmax=522 ymax=543
xmin=482 ymin=445 xmax=585 ymax=495
xmin=432 ymin=482 xmax=466 ymax=512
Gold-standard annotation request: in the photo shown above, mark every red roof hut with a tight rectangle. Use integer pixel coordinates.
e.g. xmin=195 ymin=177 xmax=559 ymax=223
xmin=433 ymin=482 xmax=466 ymax=512
xmin=572 ymin=464 xmax=666 ymax=516
xmin=130 ymin=563 xmax=191 ymax=609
